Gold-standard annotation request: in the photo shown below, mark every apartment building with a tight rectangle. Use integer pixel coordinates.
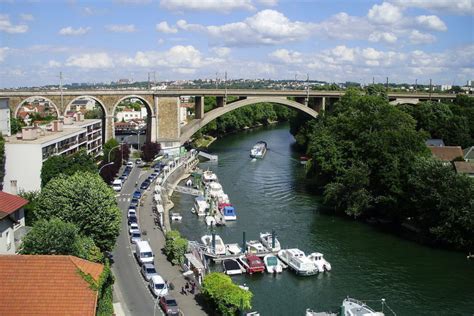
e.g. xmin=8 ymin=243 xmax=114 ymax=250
xmin=3 ymin=117 xmax=102 ymax=194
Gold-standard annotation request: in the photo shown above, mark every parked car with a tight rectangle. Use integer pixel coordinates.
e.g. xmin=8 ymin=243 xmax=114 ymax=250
xmin=126 ymin=161 xmax=134 ymax=167
xmin=149 ymin=275 xmax=168 ymax=297
xmin=130 ymin=198 xmax=139 ymax=208
xmin=130 ymin=229 xmax=141 ymax=244
xmin=129 ymin=223 xmax=139 ymax=234
xmin=128 ymin=214 xmax=138 ymax=225
xmin=133 ymin=190 xmax=142 ymax=199
xmin=128 ymin=208 xmax=136 ymax=218
xmin=140 ymin=180 xmax=150 ymax=190
xmin=141 ymin=263 xmax=158 ymax=281
xmin=159 ymin=295 xmax=180 ymax=316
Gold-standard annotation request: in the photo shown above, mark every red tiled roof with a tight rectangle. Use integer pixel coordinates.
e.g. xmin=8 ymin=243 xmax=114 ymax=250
xmin=454 ymin=161 xmax=474 ymax=174
xmin=0 ymin=192 xmax=28 ymax=219
xmin=0 ymin=255 xmax=104 ymax=316
xmin=429 ymin=146 xmax=464 ymax=162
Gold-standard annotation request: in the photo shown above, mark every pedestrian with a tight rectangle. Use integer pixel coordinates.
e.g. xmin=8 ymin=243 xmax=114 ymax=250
xmin=185 ymin=282 xmax=190 ymax=292
xmin=181 ymin=286 xmax=187 ymax=295
xmin=191 ymin=282 xmax=196 ymax=294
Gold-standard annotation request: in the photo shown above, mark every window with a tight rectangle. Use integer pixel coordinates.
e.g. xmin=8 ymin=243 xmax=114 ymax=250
xmin=10 ymin=180 xmax=17 ymax=194
xmin=6 ymin=231 xmax=11 ymax=250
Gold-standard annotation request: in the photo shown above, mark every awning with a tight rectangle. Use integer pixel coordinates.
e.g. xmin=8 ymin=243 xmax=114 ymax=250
xmin=184 ymin=253 xmax=204 ymax=270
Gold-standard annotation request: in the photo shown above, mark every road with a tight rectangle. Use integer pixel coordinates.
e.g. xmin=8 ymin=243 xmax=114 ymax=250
xmin=112 ymin=165 xmax=163 ymax=316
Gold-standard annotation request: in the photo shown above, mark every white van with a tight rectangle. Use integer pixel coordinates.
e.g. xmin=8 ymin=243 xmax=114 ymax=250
xmin=135 ymin=240 xmax=154 ymax=265
xmin=149 ymin=275 xmax=169 ymax=297
xmin=112 ymin=179 xmax=122 ymax=192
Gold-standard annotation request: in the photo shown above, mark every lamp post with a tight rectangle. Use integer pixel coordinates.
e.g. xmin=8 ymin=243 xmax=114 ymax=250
xmin=108 ymin=143 xmax=125 ymax=164
xmin=99 ymin=162 xmax=114 ymax=174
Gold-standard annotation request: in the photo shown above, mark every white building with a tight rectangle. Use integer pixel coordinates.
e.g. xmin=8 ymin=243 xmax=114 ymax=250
xmin=0 ymin=98 xmax=10 ymax=136
xmin=3 ymin=118 xmax=102 ymax=194
xmin=0 ymin=191 xmax=28 ymax=254
xmin=116 ymin=108 xmax=147 ymax=122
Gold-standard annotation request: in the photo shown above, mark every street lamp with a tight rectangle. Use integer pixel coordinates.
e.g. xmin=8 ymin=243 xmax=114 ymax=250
xmin=99 ymin=162 xmax=114 ymax=174
xmin=108 ymin=143 xmax=125 ymax=164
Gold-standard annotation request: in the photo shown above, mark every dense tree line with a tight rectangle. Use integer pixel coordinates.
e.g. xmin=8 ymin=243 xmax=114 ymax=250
xmin=195 ymin=97 xmax=294 ymax=138
xmin=290 ymin=90 xmax=474 ymax=250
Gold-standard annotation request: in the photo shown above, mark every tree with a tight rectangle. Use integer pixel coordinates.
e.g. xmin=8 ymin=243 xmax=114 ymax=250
xmin=41 ymin=149 xmax=98 ymax=187
xmin=10 ymin=115 xmax=24 ymax=134
xmin=141 ymin=142 xmax=161 ymax=162
xmin=20 ymin=218 xmax=103 ymax=262
xmin=19 ymin=190 xmax=40 ymax=226
xmin=202 ymin=272 xmax=252 ymax=316
xmin=164 ymin=230 xmax=188 ymax=265
xmin=34 ymin=172 xmax=121 ymax=252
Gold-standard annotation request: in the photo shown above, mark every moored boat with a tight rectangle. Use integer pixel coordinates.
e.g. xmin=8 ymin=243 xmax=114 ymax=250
xmin=263 ymin=254 xmax=283 ymax=273
xmin=259 ymin=232 xmax=281 ymax=252
xmin=222 ymin=259 xmax=245 ymax=275
xmin=202 ymin=170 xmax=218 ymax=184
xmin=205 ymin=215 xmax=216 ymax=226
xmin=220 ymin=204 xmax=237 ymax=221
xmin=201 ymin=234 xmax=226 ymax=255
xmin=250 ymin=141 xmax=267 ymax=159
xmin=226 ymin=243 xmax=242 ymax=255
xmin=170 ymin=212 xmax=182 ymax=221
xmin=308 ymin=252 xmax=332 ymax=272
xmin=238 ymin=254 xmax=265 ymax=274
xmin=246 ymin=240 xmax=267 ymax=254
xmin=277 ymin=248 xmax=318 ymax=276
xmin=193 ymin=196 xmax=209 ymax=217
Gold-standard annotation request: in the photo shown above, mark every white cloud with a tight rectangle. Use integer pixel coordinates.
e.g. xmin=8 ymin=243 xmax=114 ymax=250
xmin=20 ymin=14 xmax=34 ymax=21
xmin=390 ymin=0 xmax=474 ymax=15
xmin=66 ymin=53 xmax=114 ymax=68
xmin=368 ymin=31 xmax=398 ymax=43
xmin=409 ymin=30 xmax=436 ymax=44
xmin=0 ymin=14 xmax=28 ymax=33
xmin=330 ymin=45 xmax=355 ymax=62
xmin=256 ymin=0 xmax=278 ymax=6
xmin=59 ymin=26 xmax=91 ymax=36
xmin=156 ymin=21 xmax=178 ymax=34
xmin=179 ymin=10 xmax=313 ymax=46
xmin=160 ymin=0 xmax=254 ymax=12
xmin=211 ymin=47 xmax=231 ymax=57
xmin=269 ymin=49 xmax=302 ymax=63
xmin=0 ymin=47 xmax=9 ymax=62
xmin=368 ymin=2 xmax=403 ymax=24
xmin=47 ymin=60 xmax=61 ymax=68
xmin=106 ymin=24 xmax=137 ymax=33
xmin=415 ymin=15 xmax=447 ymax=31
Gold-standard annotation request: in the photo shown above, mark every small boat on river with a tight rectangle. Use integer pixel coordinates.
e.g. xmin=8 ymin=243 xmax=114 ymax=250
xmin=238 ymin=254 xmax=265 ymax=274
xmin=250 ymin=141 xmax=267 ymax=159
xmin=201 ymin=234 xmax=226 ymax=255
xmin=205 ymin=215 xmax=216 ymax=226
xmin=170 ymin=212 xmax=182 ymax=221
xmin=222 ymin=259 xmax=245 ymax=275
xmin=259 ymin=232 xmax=281 ymax=252
xmin=202 ymin=170 xmax=218 ymax=184
xmin=308 ymin=252 xmax=332 ymax=272
xmin=193 ymin=196 xmax=208 ymax=217
xmin=263 ymin=254 xmax=283 ymax=274
xmin=246 ymin=240 xmax=267 ymax=254
xmin=306 ymin=297 xmax=395 ymax=316
xmin=220 ymin=204 xmax=237 ymax=221
xmin=278 ymin=248 xmax=318 ymax=276
xmin=226 ymin=243 xmax=242 ymax=255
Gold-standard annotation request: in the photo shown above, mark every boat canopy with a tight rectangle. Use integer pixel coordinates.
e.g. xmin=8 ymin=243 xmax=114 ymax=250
xmin=266 ymin=256 xmax=278 ymax=266
xmin=223 ymin=206 xmax=236 ymax=216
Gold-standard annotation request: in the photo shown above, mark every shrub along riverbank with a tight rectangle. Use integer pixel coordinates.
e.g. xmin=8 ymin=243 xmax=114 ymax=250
xmin=290 ymin=90 xmax=474 ymax=251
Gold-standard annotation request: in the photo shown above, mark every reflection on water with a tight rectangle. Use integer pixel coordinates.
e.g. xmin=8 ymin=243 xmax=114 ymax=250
xmin=171 ymin=123 xmax=474 ymax=315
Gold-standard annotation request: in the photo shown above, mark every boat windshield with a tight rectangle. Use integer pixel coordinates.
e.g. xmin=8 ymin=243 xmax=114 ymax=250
xmin=267 ymin=257 xmax=278 ymax=266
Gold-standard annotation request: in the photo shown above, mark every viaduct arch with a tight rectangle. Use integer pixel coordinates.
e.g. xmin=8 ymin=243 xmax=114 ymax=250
xmin=179 ymin=97 xmax=318 ymax=143
xmin=14 ymin=96 xmax=61 ymax=118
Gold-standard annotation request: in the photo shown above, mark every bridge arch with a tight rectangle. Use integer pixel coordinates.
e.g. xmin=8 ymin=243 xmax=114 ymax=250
xmin=111 ymin=95 xmax=154 ymax=117
xmin=64 ymin=95 xmax=109 ymax=117
xmin=180 ymin=97 xmax=318 ymax=143
xmin=14 ymin=96 xmax=61 ymax=118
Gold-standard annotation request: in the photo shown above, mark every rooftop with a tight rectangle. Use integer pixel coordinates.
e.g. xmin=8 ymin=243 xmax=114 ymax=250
xmin=454 ymin=161 xmax=474 ymax=175
xmin=429 ymin=146 xmax=464 ymax=162
xmin=0 ymin=191 xmax=28 ymax=220
xmin=0 ymin=255 xmax=103 ymax=316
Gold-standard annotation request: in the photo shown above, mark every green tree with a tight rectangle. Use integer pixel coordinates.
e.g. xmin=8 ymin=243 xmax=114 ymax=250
xmin=35 ymin=172 xmax=121 ymax=252
xmin=164 ymin=230 xmax=188 ymax=265
xmin=20 ymin=218 xmax=102 ymax=262
xmin=19 ymin=190 xmax=40 ymax=226
xmin=202 ymin=272 xmax=252 ymax=316
xmin=141 ymin=142 xmax=161 ymax=162
xmin=41 ymin=149 xmax=98 ymax=187
xmin=10 ymin=115 xmax=24 ymax=134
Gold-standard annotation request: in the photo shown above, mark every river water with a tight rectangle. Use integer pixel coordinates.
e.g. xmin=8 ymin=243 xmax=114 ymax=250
xmin=171 ymin=123 xmax=474 ymax=316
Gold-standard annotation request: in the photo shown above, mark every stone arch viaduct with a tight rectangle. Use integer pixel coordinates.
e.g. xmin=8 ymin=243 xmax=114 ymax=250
xmin=0 ymin=89 xmax=458 ymax=146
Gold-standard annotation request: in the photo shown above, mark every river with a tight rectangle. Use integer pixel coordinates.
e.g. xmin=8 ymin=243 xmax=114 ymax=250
xmin=171 ymin=123 xmax=474 ymax=316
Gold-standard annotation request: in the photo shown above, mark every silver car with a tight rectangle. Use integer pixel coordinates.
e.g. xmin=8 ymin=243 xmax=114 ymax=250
xmin=141 ymin=263 xmax=158 ymax=281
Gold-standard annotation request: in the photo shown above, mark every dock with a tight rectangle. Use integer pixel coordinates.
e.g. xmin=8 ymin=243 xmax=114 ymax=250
xmin=171 ymin=185 xmax=202 ymax=196
xmin=198 ymin=151 xmax=218 ymax=162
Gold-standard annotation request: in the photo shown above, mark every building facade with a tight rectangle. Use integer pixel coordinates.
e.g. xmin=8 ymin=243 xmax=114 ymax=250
xmin=3 ymin=118 xmax=102 ymax=194
xmin=0 ymin=98 xmax=10 ymax=136
xmin=0 ymin=191 xmax=28 ymax=254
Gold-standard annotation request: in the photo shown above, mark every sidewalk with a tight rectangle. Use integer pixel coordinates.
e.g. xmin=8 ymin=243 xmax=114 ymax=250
xmin=139 ymin=165 xmax=207 ymax=316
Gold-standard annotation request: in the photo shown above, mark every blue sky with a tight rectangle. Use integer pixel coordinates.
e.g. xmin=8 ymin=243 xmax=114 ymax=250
xmin=0 ymin=0 xmax=473 ymax=87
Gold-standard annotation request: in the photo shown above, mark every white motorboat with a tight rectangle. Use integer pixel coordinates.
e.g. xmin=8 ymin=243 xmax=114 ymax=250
xmin=308 ymin=252 xmax=332 ymax=272
xmin=193 ymin=196 xmax=209 ymax=217
xmin=205 ymin=215 xmax=216 ymax=226
xmin=341 ymin=297 xmax=393 ymax=316
xmin=202 ymin=170 xmax=218 ymax=184
xmin=246 ymin=240 xmax=267 ymax=254
xmin=207 ymin=182 xmax=225 ymax=199
xmin=201 ymin=234 xmax=226 ymax=255
xmin=222 ymin=259 xmax=245 ymax=275
xmin=259 ymin=232 xmax=281 ymax=252
xmin=170 ymin=212 xmax=182 ymax=221
xmin=250 ymin=141 xmax=267 ymax=159
xmin=226 ymin=243 xmax=242 ymax=255
xmin=263 ymin=254 xmax=283 ymax=274
xmin=278 ymin=249 xmax=318 ymax=276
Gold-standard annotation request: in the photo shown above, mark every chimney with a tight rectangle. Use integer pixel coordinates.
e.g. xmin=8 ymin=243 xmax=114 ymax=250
xmin=21 ymin=126 xmax=38 ymax=140
xmin=51 ymin=120 xmax=63 ymax=132
xmin=63 ymin=116 xmax=73 ymax=125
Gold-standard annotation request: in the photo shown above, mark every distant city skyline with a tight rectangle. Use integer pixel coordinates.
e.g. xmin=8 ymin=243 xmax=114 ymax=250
xmin=0 ymin=0 xmax=473 ymax=88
